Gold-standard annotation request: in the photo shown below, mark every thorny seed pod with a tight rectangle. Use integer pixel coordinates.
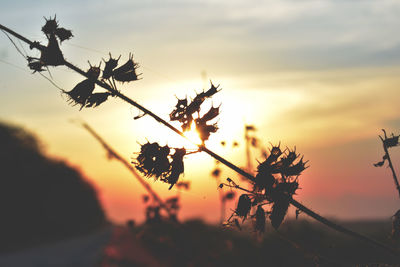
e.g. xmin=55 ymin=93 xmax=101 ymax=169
xmin=40 ymin=33 xmax=64 ymax=66
xmin=268 ymin=143 xmax=282 ymax=162
xmin=64 ymin=79 xmax=96 ymax=109
xmin=255 ymin=205 xmax=266 ymax=233
xmin=55 ymin=27 xmax=73 ymax=43
xmin=135 ymin=142 xmax=162 ymax=177
xmin=235 ymin=194 xmax=251 ymax=219
xmin=85 ymin=92 xmax=111 ymax=108
xmin=270 ymin=195 xmax=290 ymax=229
xmin=165 ymin=148 xmax=186 ymax=190
xmin=283 ymin=157 xmax=308 ymax=177
xmin=113 ymin=53 xmax=141 ymax=83
xmin=280 ymin=147 xmax=298 ymax=168
xmin=63 ymin=63 xmax=101 ymax=110
xmin=86 ymin=62 xmax=101 ymax=80
xmin=102 ymin=53 xmax=120 ymax=80
xmin=41 ymin=16 xmax=58 ymax=35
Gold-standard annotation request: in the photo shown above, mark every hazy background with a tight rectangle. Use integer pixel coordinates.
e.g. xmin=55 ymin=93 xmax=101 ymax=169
xmin=1 ymin=0 xmax=399 ymax=223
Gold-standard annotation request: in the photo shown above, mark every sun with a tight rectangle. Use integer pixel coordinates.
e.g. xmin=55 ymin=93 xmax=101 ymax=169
xmin=182 ymin=122 xmax=203 ymax=148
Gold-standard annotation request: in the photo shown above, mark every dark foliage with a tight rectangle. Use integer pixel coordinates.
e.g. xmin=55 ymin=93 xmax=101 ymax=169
xmin=0 ymin=122 xmax=106 ymax=252
xmin=223 ymin=143 xmax=307 ymax=232
xmin=235 ymin=194 xmax=251 ymax=219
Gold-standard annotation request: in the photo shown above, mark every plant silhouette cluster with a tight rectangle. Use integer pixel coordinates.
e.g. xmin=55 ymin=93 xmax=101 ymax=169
xmin=27 ymin=15 xmax=72 ymax=73
xmin=135 ymin=142 xmax=186 ymax=190
xmin=222 ymin=144 xmax=308 ymax=233
xmin=28 ymin=18 xmax=141 ymax=110
xmin=2 ymin=15 xmax=399 ymax=256
xmin=374 ymin=129 xmax=400 ymax=240
xmin=64 ymin=52 xmax=141 ymax=110
xmin=170 ymin=83 xmax=221 ymax=142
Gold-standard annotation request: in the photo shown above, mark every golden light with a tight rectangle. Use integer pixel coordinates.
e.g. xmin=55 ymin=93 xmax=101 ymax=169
xmin=183 ymin=122 xmax=203 ymax=148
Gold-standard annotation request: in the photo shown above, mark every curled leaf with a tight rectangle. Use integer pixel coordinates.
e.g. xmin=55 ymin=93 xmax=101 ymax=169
xmin=270 ymin=195 xmax=290 ymax=229
xmin=255 ymin=205 xmax=266 ymax=233
xmin=235 ymin=194 xmax=251 ymax=219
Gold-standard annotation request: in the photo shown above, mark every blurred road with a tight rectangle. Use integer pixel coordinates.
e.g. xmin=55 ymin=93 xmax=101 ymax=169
xmin=0 ymin=226 xmax=160 ymax=267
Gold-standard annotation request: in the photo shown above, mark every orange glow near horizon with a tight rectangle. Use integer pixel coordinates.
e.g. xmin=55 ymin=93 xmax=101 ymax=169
xmin=2 ymin=1 xmax=400 ymax=223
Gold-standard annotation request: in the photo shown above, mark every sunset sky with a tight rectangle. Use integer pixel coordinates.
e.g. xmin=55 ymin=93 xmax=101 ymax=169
xmin=1 ymin=0 xmax=400 ymax=223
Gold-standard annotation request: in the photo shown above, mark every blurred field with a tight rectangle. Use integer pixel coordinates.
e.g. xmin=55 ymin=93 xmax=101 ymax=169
xmin=124 ymin=218 xmax=399 ymax=267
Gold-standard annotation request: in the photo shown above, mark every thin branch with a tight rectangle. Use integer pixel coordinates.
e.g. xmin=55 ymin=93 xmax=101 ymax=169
xmin=1 ymin=23 xmax=399 ymax=256
xmin=77 ymin=121 xmax=173 ymax=216
xmin=379 ymin=132 xmax=400 ymax=199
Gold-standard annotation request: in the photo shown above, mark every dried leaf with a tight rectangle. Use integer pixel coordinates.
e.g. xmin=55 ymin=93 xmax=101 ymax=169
xmin=270 ymin=196 xmax=290 ymax=229
xmin=235 ymin=194 xmax=251 ymax=219
xmin=255 ymin=205 xmax=266 ymax=233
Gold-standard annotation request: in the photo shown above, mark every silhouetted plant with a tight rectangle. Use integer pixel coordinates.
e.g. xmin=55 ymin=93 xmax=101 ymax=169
xmin=78 ymin=121 xmax=189 ymax=223
xmin=1 ymin=16 xmax=399 ymax=256
xmin=374 ymin=129 xmax=400 ymax=241
xmin=374 ymin=129 xmax=400 ymax=197
xmin=220 ymin=144 xmax=307 ymax=233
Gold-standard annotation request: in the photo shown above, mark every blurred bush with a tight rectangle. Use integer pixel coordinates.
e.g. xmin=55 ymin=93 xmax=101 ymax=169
xmin=0 ymin=121 xmax=106 ymax=252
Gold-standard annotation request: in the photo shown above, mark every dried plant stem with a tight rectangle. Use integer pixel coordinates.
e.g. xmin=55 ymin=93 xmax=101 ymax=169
xmin=379 ymin=135 xmax=400 ymax=199
xmin=1 ymin=23 xmax=398 ymax=256
xmin=77 ymin=121 xmax=173 ymax=216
